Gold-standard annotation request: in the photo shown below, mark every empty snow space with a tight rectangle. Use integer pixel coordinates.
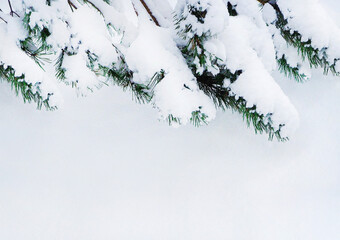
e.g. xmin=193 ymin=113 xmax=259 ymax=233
xmin=1 ymin=71 xmax=340 ymax=240
xmin=1 ymin=1 xmax=340 ymax=240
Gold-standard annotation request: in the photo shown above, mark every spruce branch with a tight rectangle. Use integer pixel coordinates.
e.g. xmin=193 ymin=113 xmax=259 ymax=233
xmin=0 ymin=64 xmax=55 ymax=110
xmin=195 ymin=69 xmax=286 ymax=141
xmin=277 ymin=55 xmax=307 ymax=82
xmin=190 ymin=109 xmax=208 ymax=127
xmin=55 ymin=49 xmax=67 ymax=82
xmin=85 ymin=49 xmax=164 ymax=104
xmin=20 ymin=11 xmax=53 ymax=69
xmin=166 ymin=114 xmax=181 ymax=126
xmin=271 ymin=1 xmax=339 ymax=76
xmin=175 ymin=1 xmax=286 ymax=140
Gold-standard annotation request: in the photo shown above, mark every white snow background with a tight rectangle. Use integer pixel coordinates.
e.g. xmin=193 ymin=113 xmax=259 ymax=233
xmin=1 ymin=1 xmax=340 ymax=239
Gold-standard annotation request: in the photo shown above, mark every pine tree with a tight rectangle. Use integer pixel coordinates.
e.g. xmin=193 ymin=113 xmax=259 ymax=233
xmin=0 ymin=0 xmax=339 ymax=141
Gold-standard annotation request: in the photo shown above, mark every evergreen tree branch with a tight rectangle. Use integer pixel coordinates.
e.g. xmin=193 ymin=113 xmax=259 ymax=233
xmin=175 ymin=2 xmax=286 ymax=140
xmin=277 ymin=55 xmax=307 ymax=82
xmin=20 ymin=11 xmax=52 ymax=69
xmin=270 ymin=1 xmax=338 ymax=76
xmin=195 ymin=69 xmax=286 ymax=141
xmin=0 ymin=64 xmax=55 ymax=110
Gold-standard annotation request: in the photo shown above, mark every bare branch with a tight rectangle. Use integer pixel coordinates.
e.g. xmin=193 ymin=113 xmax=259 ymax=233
xmin=139 ymin=0 xmax=160 ymax=27
xmin=8 ymin=0 xmax=19 ymax=17
xmin=67 ymin=0 xmax=78 ymax=12
xmin=0 ymin=9 xmax=8 ymax=23
xmin=0 ymin=17 xmax=7 ymax=24
xmin=83 ymin=0 xmax=104 ymax=16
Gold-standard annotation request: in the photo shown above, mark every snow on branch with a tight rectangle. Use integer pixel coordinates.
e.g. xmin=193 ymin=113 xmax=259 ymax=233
xmin=0 ymin=0 xmax=339 ymax=140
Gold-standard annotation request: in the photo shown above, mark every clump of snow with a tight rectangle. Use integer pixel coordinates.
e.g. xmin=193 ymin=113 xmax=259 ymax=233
xmin=125 ymin=21 xmax=216 ymax=123
xmin=220 ymin=16 xmax=299 ymax=136
xmin=0 ymin=17 xmax=60 ymax=106
xmin=2 ymin=0 xmax=340 ymax=138
xmin=277 ymin=0 xmax=340 ymax=63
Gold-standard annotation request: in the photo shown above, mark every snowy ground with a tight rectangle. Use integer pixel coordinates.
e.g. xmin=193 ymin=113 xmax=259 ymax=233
xmin=1 ymin=70 xmax=340 ymax=240
xmin=1 ymin=1 xmax=340 ymax=239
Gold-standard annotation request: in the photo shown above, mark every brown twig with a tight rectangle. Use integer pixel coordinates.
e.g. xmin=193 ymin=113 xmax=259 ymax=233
xmin=8 ymin=0 xmax=19 ymax=17
xmin=0 ymin=16 xmax=7 ymax=23
xmin=132 ymin=3 xmax=139 ymax=16
xmin=83 ymin=0 xmax=103 ymax=16
xmin=257 ymin=0 xmax=270 ymax=4
xmin=67 ymin=0 xmax=78 ymax=12
xmin=139 ymin=0 xmax=160 ymax=27
xmin=0 ymin=9 xmax=7 ymax=23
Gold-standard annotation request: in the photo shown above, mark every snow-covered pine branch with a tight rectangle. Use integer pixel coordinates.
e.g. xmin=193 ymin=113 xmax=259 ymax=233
xmin=0 ymin=0 xmax=339 ymax=141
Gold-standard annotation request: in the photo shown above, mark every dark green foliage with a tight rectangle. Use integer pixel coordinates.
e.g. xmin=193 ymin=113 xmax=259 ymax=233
xmin=22 ymin=11 xmax=51 ymax=44
xmin=277 ymin=55 xmax=307 ymax=82
xmin=180 ymin=33 xmax=218 ymax=74
xmin=188 ymin=6 xmax=207 ymax=24
xmin=274 ymin=5 xmax=338 ymax=76
xmin=166 ymin=114 xmax=181 ymax=126
xmin=106 ymin=65 xmax=150 ymax=104
xmin=86 ymin=50 xmax=164 ymax=104
xmin=195 ymin=68 xmax=285 ymax=141
xmin=1 ymin=0 xmax=312 ymax=141
xmin=20 ymin=37 xmax=52 ymax=68
xmin=21 ymin=11 xmax=52 ymax=68
xmin=174 ymin=8 xmax=216 ymax=74
xmin=20 ymin=5 xmax=164 ymax=107
xmin=175 ymin=3 xmax=285 ymax=141
xmin=0 ymin=9 xmax=54 ymax=110
xmin=105 ymin=64 xmax=164 ymax=104
xmin=55 ymin=49 xmax=67 ymax=82
xmin=167 ymin=110 xmax=208 ymax=127
xmin=190 ymin=109 xmax=208 ymax=127
xmin=227 ymin=2 xmax=238 ymax=16
xmin=0 ymin=64 xmax=54 ymax=110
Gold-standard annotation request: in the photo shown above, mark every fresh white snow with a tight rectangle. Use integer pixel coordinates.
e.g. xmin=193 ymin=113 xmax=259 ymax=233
xmin=0 ymin=0 xmax=340 ymax=239
xmin=0 ymin=68 xmax=339 ymax=240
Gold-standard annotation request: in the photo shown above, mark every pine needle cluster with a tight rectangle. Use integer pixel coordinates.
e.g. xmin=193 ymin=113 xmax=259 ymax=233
xmin=174 ymin=1 xmax=286 ymax=140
